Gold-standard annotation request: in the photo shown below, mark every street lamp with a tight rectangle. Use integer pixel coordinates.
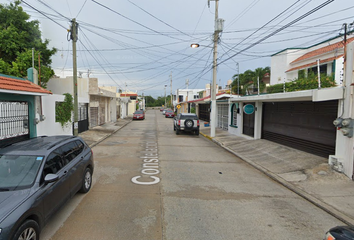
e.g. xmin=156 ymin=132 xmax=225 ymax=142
xmin=191 ymin=0 xmax=223 ymax=138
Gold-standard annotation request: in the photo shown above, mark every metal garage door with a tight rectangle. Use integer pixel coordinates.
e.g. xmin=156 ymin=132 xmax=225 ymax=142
xmin=262 ymin=101 xmax=337 ymax=157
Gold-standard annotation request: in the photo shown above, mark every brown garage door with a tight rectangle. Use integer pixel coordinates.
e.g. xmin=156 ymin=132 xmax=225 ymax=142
xmin=262 ymin=101 xmax=337 ymax=157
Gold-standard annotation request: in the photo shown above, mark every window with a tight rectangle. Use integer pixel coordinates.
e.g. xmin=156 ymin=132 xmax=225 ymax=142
xmin=309 ymin=64 xmax=327 ymax=75
xmin=74 ymin=140 xmax=84 ymax=156
xmin=179 ymin=95 xmax=183 ymax=102
xmin=44 ymin=150 xmax=63 ymax=175
xmin=61 ymin=141 xmax=79 ymax=163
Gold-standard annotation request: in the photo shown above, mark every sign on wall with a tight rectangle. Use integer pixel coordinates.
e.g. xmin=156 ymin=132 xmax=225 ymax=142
xmin=243 ymin=104 xmax=255 ymax=115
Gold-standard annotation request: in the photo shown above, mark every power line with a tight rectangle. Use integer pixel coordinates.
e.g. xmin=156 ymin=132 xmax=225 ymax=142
xmin=76 ymin=0 xmax=88 ymax=18
xmin=127 ymin=0 xmax=193 ymax=38
xmin=36 ymin=0 xmax=71 ymax=21
xmin=20 ymin=0 xmax=68 ymax=29
xmin=220 ymin=0 xmax=302 ymax=61
xmin=91 ymin=0 xmax=188 ymax=41
xmin=217 ymin=0 xmax=335 ymax=66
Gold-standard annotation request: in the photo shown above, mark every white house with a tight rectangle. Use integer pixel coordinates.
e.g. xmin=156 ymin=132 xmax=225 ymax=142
xmin=226 ymin=39 xmax=354 ymax=179
xmin=271 ymin=35 xmax=354 ymax=85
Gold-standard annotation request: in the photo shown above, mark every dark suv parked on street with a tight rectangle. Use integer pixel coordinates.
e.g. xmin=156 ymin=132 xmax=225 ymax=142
xmin=0 ymin=135 xmax=94 ymax=240
xmin=174 ymin=113 xmax=200 ymax=135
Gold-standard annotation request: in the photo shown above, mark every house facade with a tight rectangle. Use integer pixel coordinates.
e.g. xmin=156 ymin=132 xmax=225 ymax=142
xmin=271 ymin=35 xmax=354 ymax=86
xmin=120 ymin=90 xmax=138 ymax=116
xmin=0 ymin=70 xmax=52 ymax=147
xmin=173 ymin=88 xmax=204 ymax=114
xmin=226 ymin=39 xmax=354 ymax=179
xmin=47 ymin=77 xmax=118 ymax=130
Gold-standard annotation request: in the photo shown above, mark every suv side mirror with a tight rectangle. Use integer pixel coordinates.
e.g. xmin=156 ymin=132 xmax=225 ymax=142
xmin=44 ymin=173 xmax=59 ymax=184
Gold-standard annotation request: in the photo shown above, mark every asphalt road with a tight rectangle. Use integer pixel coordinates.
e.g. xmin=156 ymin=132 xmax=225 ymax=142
xmin=41 ymin=110 xmax=343 ymax=240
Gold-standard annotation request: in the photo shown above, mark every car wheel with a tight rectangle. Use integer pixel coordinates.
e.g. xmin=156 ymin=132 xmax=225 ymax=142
xmin=185 ymin=119 xmax=194 ymax=129
xmin=195 ymin=129 xmax=199 ymax=135
xmin=13 ymin=219 xmax=39 ymax=240
xmin=176 ymin=128 xmax=180 ymax=135
xmin=174 ymin=125 xmax=176 ymax=131
xmin=79 ymin=168 xmax=92 ymax=193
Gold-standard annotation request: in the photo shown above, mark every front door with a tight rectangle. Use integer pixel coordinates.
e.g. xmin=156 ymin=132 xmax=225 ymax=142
xmin=243 ymin=103 xmax=255 ymax=137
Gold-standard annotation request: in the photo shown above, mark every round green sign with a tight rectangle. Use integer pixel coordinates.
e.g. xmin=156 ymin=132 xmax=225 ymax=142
xmin=243 ymin=104 xmax=255 ymax=114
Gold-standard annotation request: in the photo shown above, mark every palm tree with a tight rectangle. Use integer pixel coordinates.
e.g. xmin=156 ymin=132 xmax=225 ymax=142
xmin=254 ymin=67 xmax=270 ymax=94
xmin=232 ymin=67 xmax=270 ymax=95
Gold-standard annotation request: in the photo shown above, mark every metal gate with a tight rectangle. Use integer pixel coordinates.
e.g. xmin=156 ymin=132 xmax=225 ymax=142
xmin=243 ymin=103 xmax=255 ymax=137
xmin=262 ymin=101 xmax=337 ymax=157
xmin=77 ymin=103 xmax=88 ymax=133
xmin=0 ymin=101 xmax=29 ymax=147
xmin=217 ymin=104 xmax=229 ymax=130
xmin=198 ymin=104 xmax=210 ymax=122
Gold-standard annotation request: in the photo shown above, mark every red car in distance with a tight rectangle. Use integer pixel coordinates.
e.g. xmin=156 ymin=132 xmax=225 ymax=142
xmin=165 ymin=110 xmax=174 ymax=118
xmin=133 ymin=110 xmax=145 ymax=120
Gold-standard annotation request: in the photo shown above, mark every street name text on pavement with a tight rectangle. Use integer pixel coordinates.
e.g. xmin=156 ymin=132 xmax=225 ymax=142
xmin=131 ymin=131 xmax=160 ymax=185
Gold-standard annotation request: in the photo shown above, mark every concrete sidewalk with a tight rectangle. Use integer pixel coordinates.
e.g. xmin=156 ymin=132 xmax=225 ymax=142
xmin=78 ymin=117 xmax=132 ymax=148
xmin=78 ymin=116 xmax=354 ymax=226
xmin=199 ymin=120 xmax=354 ymax=226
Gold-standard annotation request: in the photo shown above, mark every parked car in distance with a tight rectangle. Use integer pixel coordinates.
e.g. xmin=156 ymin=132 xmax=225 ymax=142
xmin=160 ymin=107 xmax=164 ymax=112
xmin=165 ymin=110 xmax=175 ymax=118
xmin=133 ymin=110 xmax=145 ymax=120
xmin=173 ymin=113 xmax=200 ymax=135
xmin=324 ymin=226 xmax=354 ymax=240
xmin=0 ymin=135 xmax=94 ymax=240
xmin=163 ymin=108 xmax=172 ymax=115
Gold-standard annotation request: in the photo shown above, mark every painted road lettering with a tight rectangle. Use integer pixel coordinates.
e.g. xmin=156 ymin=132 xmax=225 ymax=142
xmin=131 ymin=131 xmax=160 ymax=185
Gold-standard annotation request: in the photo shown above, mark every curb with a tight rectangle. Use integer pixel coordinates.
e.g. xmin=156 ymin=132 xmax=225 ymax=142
xmin=88 ymin=119 xmax=132 ymax=148
xmin=200 ymin=132 xmax=354 ymax=226
xmin=200 ymin=131 xmax=212 ymax=140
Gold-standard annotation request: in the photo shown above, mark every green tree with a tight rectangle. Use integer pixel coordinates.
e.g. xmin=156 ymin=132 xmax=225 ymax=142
xmin=0 ymin=1 xmax=56 ymax=88
xmin=231 ymin=67 xmax=270 ymax=95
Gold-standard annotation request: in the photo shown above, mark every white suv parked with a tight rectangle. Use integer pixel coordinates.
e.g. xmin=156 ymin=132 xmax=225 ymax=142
xmin=173 ymin=113 xmax=200 ymax=135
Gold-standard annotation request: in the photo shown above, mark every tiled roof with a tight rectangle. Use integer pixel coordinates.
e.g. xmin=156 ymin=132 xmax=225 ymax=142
xmin=290 ymin=38 xmax=354 ymax=64
xmin=286 ymin=55 xmax=343 ymax=73
xmin=0 ymin=76 xmax=52 ymax=94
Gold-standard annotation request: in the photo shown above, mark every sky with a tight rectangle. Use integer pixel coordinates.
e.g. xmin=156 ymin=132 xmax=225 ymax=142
xmin=1 ymin=0 xmax=354 ymax=97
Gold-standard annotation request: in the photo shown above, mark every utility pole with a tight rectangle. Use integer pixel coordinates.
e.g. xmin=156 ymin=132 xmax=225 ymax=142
xmin=170 ymin=72 xmax=173 ymax=108
xmin=210 ymin=0 xmax=223 ymax=138
xmin=164 ymin=85 xmax=167 ymax=107
xmin=71 ymin=18 xmax=79 ymax=136
xmin=142 ymin=92 xmax=144 ymax=110
xmin=236 ymin=62 xmax=240 ymax=96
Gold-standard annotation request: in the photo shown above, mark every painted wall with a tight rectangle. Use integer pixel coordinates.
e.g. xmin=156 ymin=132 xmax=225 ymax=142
xmin=36 ymin=94 xmax=72 ymax=136
xmin=47 ymin=77 xmax=89 ymax=101
xmin=271 ymin=49 xmax=304 ymax=85
xmin=128 ymin=100 xmax=137 ymax=116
